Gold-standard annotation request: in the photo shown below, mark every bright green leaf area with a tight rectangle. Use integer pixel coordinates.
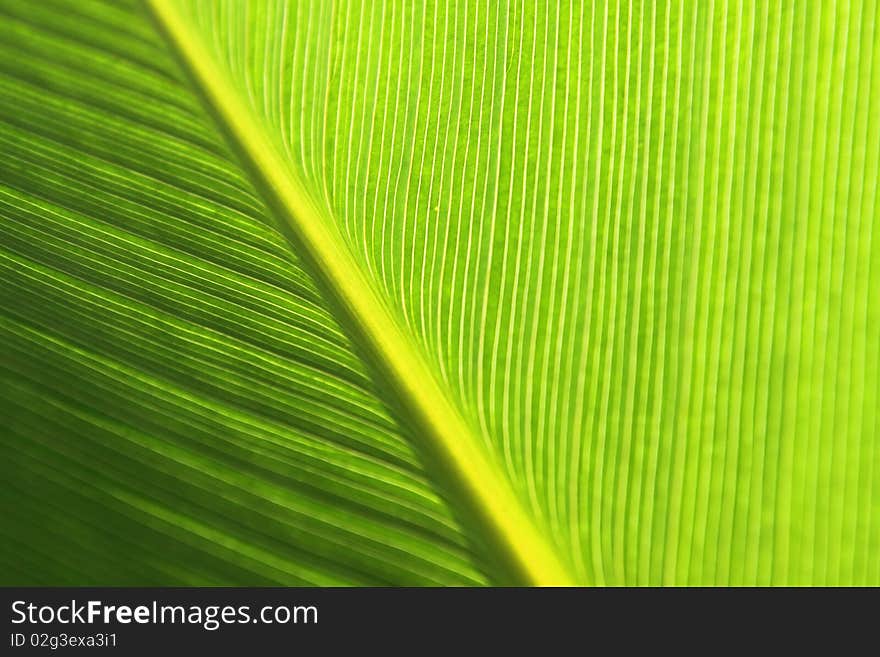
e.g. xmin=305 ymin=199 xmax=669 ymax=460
xmin=1 ymin=0 xmax=878 ymax=585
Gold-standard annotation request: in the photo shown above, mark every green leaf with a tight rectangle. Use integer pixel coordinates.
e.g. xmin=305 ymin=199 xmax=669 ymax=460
xmin=1 ymin=0 xmax=878 ymax=585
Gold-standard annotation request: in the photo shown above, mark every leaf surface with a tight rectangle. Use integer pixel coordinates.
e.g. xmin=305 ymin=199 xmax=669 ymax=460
xmin=1 ymin=0 xmax=878 ymax=585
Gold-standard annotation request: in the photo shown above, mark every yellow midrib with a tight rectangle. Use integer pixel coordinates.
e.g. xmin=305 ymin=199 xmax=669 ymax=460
xmin=143 ymin=0 xmax=576 ymax=586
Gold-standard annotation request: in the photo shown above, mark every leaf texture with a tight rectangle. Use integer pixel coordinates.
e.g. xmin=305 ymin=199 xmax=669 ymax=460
xmin=1 ymin=0 xmax=879 ymax=585
xmin=0 ymin=0 xmax=488 ymax=586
